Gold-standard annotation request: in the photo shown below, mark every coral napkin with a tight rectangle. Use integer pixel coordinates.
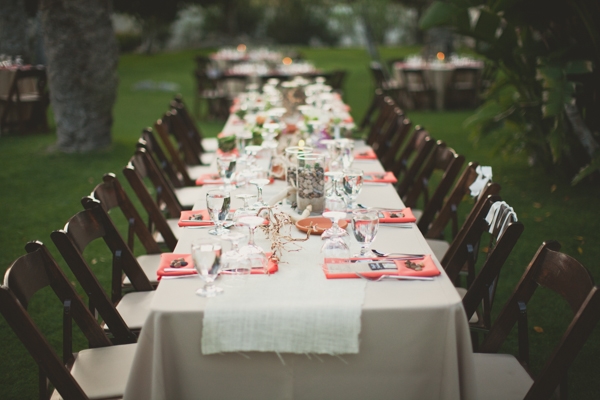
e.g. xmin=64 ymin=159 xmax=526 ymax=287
xmin=195 ymin=173 xmax=223 ymax=186
xmin=379 ymin=208 xmax=417 ymax=224
xmin=363 ymin=171 xmax=397 ymax=184
xmin=354 ymin=148 xmax=377 ymax=160
xmin=323 ymin=255 xmax=440 ymax=279
xmin=156 ymin=252 xmax=278 ymax=280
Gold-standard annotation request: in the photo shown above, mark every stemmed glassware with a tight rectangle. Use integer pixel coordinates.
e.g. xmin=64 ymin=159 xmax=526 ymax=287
xmin=191 ymin=238 xmax=224 ymax=297
xmin=237 ymin=216 xmax=269 ymax=271
xmin=341 ymin=169 xmax=363 ymax=210
xmin=324 ymin=171 xmax=347 ymax=212
xmin=351 ymin=209 xmax=379 ymax=258
xmin=216 ymin=154 xmax=237 ymax=191
xmin=321 ymin=211 xmax=348 ymax=238
xmin=220 ymin=232 xmax=251 ymax=282
xmin=233 ymin=193 xmax=257 ymax=221
xmin=337 ymin=139 xmax=355 ymax=170
xmin=206 ymin=189 xmax=231 ymax=236
xmin=249 ymin=178 xmax=270 ymax=209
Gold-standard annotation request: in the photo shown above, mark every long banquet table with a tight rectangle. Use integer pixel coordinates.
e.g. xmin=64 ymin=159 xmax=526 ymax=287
xmin=123 ymin=124 xmax=476 ymax=400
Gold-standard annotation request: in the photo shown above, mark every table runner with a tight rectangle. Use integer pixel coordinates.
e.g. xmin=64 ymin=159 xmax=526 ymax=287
xmin=202 ymin=238 xmax=367 ymax=355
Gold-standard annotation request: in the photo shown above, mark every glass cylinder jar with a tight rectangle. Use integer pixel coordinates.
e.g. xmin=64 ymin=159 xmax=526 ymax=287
xmin=284 ymin=146 xmax=313 ymax=206
xmin=296 ymin=153 xmax=325 ymax=213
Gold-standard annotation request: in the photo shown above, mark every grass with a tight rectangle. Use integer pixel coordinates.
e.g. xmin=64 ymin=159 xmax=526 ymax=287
xmin=1 ymin=46 xmax=599 ymax=399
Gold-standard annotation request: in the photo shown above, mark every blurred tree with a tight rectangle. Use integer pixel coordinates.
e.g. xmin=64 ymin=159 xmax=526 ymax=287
xmin=0 ymin=0 xmax=30 ymax=60
xmin=40 ymin=0 xmax=118 ymax=152
xmin=113 ymin=0 xmax=179 ymax=53
xmin=265 ymin=0 xmax=336 ymax=45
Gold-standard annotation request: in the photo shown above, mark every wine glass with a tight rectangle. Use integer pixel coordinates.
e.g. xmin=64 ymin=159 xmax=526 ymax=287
xmin=220 ymin=232 xmax=251 ymax=284
xmin=206 ymin=189 xmax=231 ymax=236
xmin=249 ymin=178 xmax=270 ymax=209
xmin=191 ymin=238 xmax=224 ymax=297
xmin=322 ymin=234 xmax=351 ymax=260
xmin=216 ymin=154 xmax=237 ymax=191
xmin=237 ymin=215 xmax=269 ymax=272
xmin=233 ymin=193 xmax=257 ymax=221
xmin=337 ymin=139 xmax=355 ymax=169
xmin=324 ymin=171 xmax=347 ymax=212
xmin=322 ymin=211 xmax=348 ymax=238
xmin=351 ymin=209 xmax=379 ymax=257
xmin=341 ymin=169 xmax=363 ymax=210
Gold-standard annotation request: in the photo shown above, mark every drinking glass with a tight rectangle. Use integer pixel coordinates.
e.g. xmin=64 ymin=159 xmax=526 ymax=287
xmin=341 ymin=169 xmax=363 ymax=209
xmin=233 ymin=193 xmax=257 ymax=221
xmin=206 ymin=189 xmax=231 ymax=236
xmin=220 ymin=232 xmax=251 ymax=283
xmin=216 ymin=154 xmax=237 ymax=191
xmin=191 ymin=238 xmax=224 ymax=297
xmin=324 ymin=171 xmax=347 ymax=212
xmin=322 ymin=235 xmax=351 ymax=259
xmin=337 ymin=139 xmax=355 ymax=169
xmin=351 ymin=209 xmax=379 ymax=257
xmin=322 ymin=211 xmax=348 ymax=238
xmin=237 ymin=215 xmax=269 ymax=271
xmin=249 ymin=178 xmax=270 ymax=209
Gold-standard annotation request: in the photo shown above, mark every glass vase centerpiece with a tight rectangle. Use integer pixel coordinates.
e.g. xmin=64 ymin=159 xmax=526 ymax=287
xmin=284 ymin=145 xmax=313 ymax=206
xmin=296 ymin=153 xmax=325 ymax=213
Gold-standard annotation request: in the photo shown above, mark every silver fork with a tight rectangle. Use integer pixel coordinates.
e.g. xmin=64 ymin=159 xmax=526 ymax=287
xmin=355 ymin=273 xmax=433 ymax=281
xmin=372 ymin=249 xmax=424 ymax=258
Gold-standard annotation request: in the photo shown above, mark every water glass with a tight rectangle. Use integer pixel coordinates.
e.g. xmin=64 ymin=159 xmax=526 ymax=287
xmin=206 ymin=189 xmax=231 ymax=236
xmin=341 ymin=169 xmax=363 ymax=209
xmin=216 ymin=154 xmax=237 ymax=191
xmin=351 ymin=209 xmax=379 ymax=257
xmin=191 ymin=238 xmax=224 ymax=297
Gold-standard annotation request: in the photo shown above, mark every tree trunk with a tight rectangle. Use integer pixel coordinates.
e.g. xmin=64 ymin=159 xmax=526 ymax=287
xmin=40 ymin=0 xmax=118 ymax=152
xmin=0 ymin=0 xmax=30 ymax=60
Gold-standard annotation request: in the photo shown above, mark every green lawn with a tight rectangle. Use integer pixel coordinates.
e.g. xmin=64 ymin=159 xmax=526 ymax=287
xmin=0 ymin=46 xmax=599 ymax=399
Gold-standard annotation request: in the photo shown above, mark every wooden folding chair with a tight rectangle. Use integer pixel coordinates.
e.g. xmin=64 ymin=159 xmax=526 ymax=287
xmin=472 ymin=241 xmax=600 ymax=399
xmin=51 ymin=198 xmax=155 ymax=338
xmin=138 ymin=127 xmax=191 ymax=188
xmin=380 ymin=116 xmax=412 ymax=171
xmin=0 ymin=67 xmax=49 ymax=134
xmin=371 ymin=106 xmax=404 ymax=160
xmin=402 ymin=68 xmax=435 ymax=110
xmin=0 ymin=241 xmax=137 ymax=399
xmin=365 ymin=96 xmax=396 ymax=148
xmin=393 ymin=127 xmax=436 ymax=198
xmin=443 ymin=195 xmax=525 ymax=347
xmin=89 ymin=173 xmax=175 ymax=287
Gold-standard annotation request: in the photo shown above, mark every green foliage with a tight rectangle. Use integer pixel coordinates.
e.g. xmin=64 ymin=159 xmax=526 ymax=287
xmin=420 ymin=0 xmax=600 ymax=183
xmin=265 ymin=0 xmax=336 ymax=45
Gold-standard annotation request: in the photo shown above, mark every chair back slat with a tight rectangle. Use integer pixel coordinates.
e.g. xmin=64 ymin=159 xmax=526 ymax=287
xmin=380 ymin=117 xmax=412 ymax=171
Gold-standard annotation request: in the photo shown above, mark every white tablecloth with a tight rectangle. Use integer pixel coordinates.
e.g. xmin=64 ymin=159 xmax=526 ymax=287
xmin=123 ymin=144 xmax=476 ymax=400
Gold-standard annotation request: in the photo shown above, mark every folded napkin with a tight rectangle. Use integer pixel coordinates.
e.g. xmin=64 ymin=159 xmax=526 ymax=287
xmin=157 ymin=252 xmax=278 ymax=280
xmin=379 ymin=208 xmax=416 ymax=224
xmin=354 ymin=148 xmax=377 ymax=160
xmin=323 ymin=254 xmax=439 ymax=279
xmin=178 ymin=209 xmax=236 ymax=227
xmin=363 ymin=171 xmax=397 ymax=184
xmin=196 ymin=173 xmax=223 ymax=186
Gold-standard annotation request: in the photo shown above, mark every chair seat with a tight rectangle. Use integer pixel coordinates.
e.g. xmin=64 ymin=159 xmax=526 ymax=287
xmin=200 ymin=152 xmax=215 ymax=165
xmin=187 ymin=164 xmax=215 ymax=180
xmin=51 ymin=343 xmax=137 ymax=400
xmin=472 ymin=353 xmax=533 ymax=400
xmin=174 ymin=185 xmax=206 ymax=209
xmin=425 ymin=238 xmax=450 ymax=262
xmin=202 ymin=137 xmax=219 ymax=152
xmin=123 ymin=254 xmax=161 ymax=287
xmin=108 ymin=291 xmax=155 ymax=331
xmin=154 ymin=218 xmax=183 ymax=245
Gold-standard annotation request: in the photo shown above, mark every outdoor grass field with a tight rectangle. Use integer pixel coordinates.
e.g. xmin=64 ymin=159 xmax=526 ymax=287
xmin=0 ymin=46 xmax=599 ymax=399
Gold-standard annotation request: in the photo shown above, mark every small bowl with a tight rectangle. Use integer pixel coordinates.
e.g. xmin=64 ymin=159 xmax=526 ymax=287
xmin=295 ymin=217 xmax=348 ymax=235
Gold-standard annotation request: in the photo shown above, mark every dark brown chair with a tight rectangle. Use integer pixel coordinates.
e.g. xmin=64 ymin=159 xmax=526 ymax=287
xmin=443 ymin=195 xmax=524 ymax=346
xmin=445 ymin=67 xmax=481 ymax=109
xmin=0 ymin=241 xmax=137 ymax=399
xmin=193 ymin=68 xmax=229 ymax=120
xmin=51 ymin=198 xmax=155 ymax=337
xmin=89 ymin=173 xmax=175 ymax=287
xmin=393 ymin=127 xmax=436 ymax=198
xmin=473 ymin=241 xmax=600 ymax=400
xmin=139 ymin=127 xmax=191 ymax=188
xmin=0 ymin=66 xmax=49 ymax=134
xmin=369 ymin=61 xmax=406 ymax=107
xmin=365 ymin=96 xmax=397 ymax=148
xmin=122 ymin=148 xmax=183 ymax=249
xmin=358 ymin=89 xmax=384 ymax=134
xmin=402 ymin=68 xmax=435 ymax=110
xmin=401 ymin=141 xmax=465 ymax=222
xmin=172 ymin=95 xmax=218 ymax=154
xmin=380 ymin=117 xmax=413 ymax=171
xmin=371 ymin=107 xmax=407 ymax=161
xmin=326 ymin=69 xmax=347 ymax=98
